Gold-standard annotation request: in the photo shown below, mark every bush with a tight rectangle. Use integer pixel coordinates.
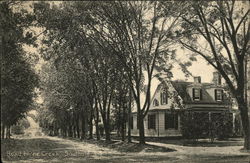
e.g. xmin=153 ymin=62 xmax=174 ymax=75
xmin=234 ymin=114 xmax=243 ymax=136
xmin=19 ymin=118 xmax=30 ymax=129
xmin=11 ymin=118 xmax=31 ymax=135
xmin=181 ymin=111 xmax=233 ymax=142
xmin=210 ymin=112 xmax=233 ymax=140
xmin=11 ymin=125 xmax=24 ymax=135
xmin=180 ymin=112 xmax=209 ymax=141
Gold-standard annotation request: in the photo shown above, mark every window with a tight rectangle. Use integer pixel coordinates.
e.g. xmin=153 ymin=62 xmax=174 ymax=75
xmin=165 ymin=113 xmax=178 ymax=129
xmin=130 ymin=116 xmax=133 ymax=129
xmin=193 ymin=88 xmax=202 ymax=101
xmin=153 ymin=99 xmax=159 ymax=106
xmin=148 ymin=114 xmax=156 ymax=129
xmin=160 ymin=89 xmax=168 ymax=105
xmin=215 ymin=89 xmax=223 ymax=101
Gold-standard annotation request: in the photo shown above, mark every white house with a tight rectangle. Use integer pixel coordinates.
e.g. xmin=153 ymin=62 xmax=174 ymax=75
xmin=130 ymin=72 xmax=235 ymax=137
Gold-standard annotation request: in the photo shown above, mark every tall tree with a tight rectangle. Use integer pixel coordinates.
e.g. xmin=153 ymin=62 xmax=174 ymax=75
xmin=177 ymin=0 xmax=250 ymax=149
xmin=83 ymin=1 xmax=180 ymax=144
xmin=1 ymin=2 xmax=39 ymax=138
xmin=34 ymin=1 xmax=127 ymax=141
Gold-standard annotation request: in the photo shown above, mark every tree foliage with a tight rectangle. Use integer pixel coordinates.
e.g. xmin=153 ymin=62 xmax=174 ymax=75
xmin=176 ymin=0 xmax=250 ymax=149
xmin=1 ymin=2 xmax=39 ymax=139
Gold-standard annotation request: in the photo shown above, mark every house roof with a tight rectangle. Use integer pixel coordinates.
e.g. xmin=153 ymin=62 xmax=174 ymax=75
xmin=170 ymin=81 xmax=230 ymax=105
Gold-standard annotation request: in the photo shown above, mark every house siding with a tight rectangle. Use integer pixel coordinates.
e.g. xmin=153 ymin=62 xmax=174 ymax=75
xmin=130 ymin=111 xmax=181 ymax=137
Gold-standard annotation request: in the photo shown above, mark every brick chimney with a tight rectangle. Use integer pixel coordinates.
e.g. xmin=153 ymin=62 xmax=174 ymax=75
xmin=213 ymin=72 xmax=222 ymax=85
xmin=194 ymin=76 xmax=201 ymax=84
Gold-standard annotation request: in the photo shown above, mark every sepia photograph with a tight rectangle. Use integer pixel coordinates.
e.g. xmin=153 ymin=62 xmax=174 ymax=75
xmin=1 ymin=0 xmax=250 ymax=162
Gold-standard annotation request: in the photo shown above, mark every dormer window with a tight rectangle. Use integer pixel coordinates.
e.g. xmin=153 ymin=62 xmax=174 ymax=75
xmin=193 ymin=88 xmax=202 ymax=101
xmin=194 ymin=76 xmax=201 ymax=84
xmin=215 ymin=89 xmax=223 ymax=101
xmin=153 ymin=99 xmax=159 ymax=106
xmin=160 ymin=89 xmax=168 ymax=105
xmin=213 ymin=72 xmax=222 ymax=85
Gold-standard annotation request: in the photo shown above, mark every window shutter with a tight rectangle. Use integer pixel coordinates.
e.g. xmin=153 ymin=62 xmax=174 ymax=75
xmin=165 ymin=113 xmax=175 ymax=129
xmin=137 ymin=118 xmax=139 ymax=129
xmin=174 ymin=113 xmax=178 ymax=130
xmin=165 ymin=113 xmax=167 ymax=129
xmin=221 ymin=90 xmax=224 ymax=101
xmin=215 ymin=89 xmax=217 ymax=101
xmin=153 ymin=115 xmax=156 ymax=129
xmin=148 ymin=115 xmax=156 ymax=129
xmin=148 ymin=116 xmax=150 ymax=129
xmin=160 ymin=92 xmax=162 ymax=104
xmin=200 ymin=89 xmax=202 ymax=100
xmin=192 ymin=88 xmax=195 ymax=100
xmin=130 ymin=117 xmax=133 ymax=129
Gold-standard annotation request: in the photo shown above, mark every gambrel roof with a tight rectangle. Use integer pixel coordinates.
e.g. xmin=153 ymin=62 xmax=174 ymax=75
xmin=170 ymin=81 xmax=230 ymax=105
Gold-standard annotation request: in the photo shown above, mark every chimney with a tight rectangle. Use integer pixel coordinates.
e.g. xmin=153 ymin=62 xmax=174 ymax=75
xmin=213 ymin=72 xmax=222 ymax=85
xmin=194 ymin=76 xmax=201 ymax=84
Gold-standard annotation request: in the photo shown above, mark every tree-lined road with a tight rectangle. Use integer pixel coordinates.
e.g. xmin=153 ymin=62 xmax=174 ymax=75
xmin=2 ymin=118 xmax=249 ymax=163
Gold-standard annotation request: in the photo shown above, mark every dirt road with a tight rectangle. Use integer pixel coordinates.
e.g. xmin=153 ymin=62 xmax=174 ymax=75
xmin=1 ymin=135 xmax=250 ymax=163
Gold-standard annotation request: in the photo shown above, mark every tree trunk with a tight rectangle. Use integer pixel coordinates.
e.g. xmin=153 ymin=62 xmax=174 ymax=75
xmin=104 ymin=120 xmax=111 ymax=141
xmin=73 ymin=125 xmax=76 ymax=138
xmin=239 ymin=102 xmax=250 ymax=150
xmin=68 ymin=125 xmax=73 ymax=137
xmin=76 ymin=115 xmax=80 ymax=138
xmin=1 ymin=124 xmax=5 ymax=139
xmin=117 ymin=103 xmax=121 ymax=138
xmin=95 ymin=108 xmax=100 ymax=140
xmin=88 ymin=121 xmax=93 ymax=139
xmin=121 ymin=123 xmax=125 ymax=141
xmin=127 ymin=90 xmax=132 ymax=143
xmin=102 ymin=115 xmax=111 ymax=142
xmin=94 ymin=97 xmax=100 ymax=140
xmin=95 ymin=120 xmax=100 ymax=140
xmin=138 ymin=113 xmax=145 ymax=144
xmin=53 ymin=122 xmax=58 ymax=136
xmin=121 ymin=106 xmax=126 ymax=141
xmin=81 ymin=112 xmax=86 ymax=140
xmin=101 ymin=106 xmax=111 ymax=142
xmin=6 ymin=125 xmax=10 ymax=139
xmin=88 ymin=112 xmax=93 ymax=139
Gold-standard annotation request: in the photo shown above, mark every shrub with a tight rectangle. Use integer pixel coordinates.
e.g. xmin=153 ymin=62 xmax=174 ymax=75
xmin=11 ymin=118 xmax=30 ymax=135
xmin=180 ymin=111 xmax=209 ymax=141
xmin=11 ymin=125 xmax=24 ymax=135
xmin=19 ymin=118 xmax=30 ymax=129
xmin=181 ymin=111 xmax=233 ymax=141
xmin=210 ymin=112 xmax=233 ymax=140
